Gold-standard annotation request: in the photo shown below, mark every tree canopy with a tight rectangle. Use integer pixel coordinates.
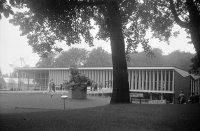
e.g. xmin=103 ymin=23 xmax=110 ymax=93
xmin=36 ymin=47 xmax=194 ymax=73
xmin=84 ymin=47 xmax=112 ymax=67
xmin=0 ymin=0 xmax=13 ymax=19
xmin=7 ymin=0 xmax=200 ymax=103
xmin=36 ymin=47 xmax=112 ymax=68
xmin=54 ymin=48 xmax=88 ymax=68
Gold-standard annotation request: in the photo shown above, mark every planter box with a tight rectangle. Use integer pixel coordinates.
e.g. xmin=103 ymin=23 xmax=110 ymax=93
xmin=71 ymin=86 xmax=87 ymax=99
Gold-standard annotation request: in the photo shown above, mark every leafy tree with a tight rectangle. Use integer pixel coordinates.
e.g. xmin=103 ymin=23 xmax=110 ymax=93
xmin=128 ymin=48 xmax=194 ymax=72
xmin=84 ymin=47 xmax=112 ymax=67
xmin=0 ymin=69 xmax=6 ymax=89
xmin=0 ymin=0 xmax=13 ymax=19
xmin=9 ymin=0 xmax=132 ymax=103
xmin=167 ymin=0 xmax=200 ymax=60
xmin=36 ymin=53 xmax=55 ymax=68
xmin=190 ymin=54 xmax=200 ymax=74
xmin=166 ymin=50 xmax=194 ymax=71
xmin=128 ymin=48 xmax=165 ymax=67
xmin=54 ymin=48 xmax=88 ymax=68
xmin=123 ymin=0 xmax=200 ymax=73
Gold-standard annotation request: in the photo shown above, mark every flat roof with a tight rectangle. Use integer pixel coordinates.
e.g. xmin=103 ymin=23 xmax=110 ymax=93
xmin=16 ymin=67 xmax=195 ymax=78
xmin=17 ymin=66 xmax=177 ymax=71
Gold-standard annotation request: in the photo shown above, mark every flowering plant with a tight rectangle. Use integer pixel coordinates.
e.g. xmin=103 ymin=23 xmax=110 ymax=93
xmin=68 ymin=67 xmax=91 ymax=91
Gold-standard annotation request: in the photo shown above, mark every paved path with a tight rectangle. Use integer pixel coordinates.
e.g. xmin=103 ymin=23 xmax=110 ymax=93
xmin=0 ymin=91 xmax=110 ymax=113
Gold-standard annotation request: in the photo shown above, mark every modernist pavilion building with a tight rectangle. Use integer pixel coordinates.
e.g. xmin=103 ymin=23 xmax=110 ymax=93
xmin=17 ymin=67 xmax=200 ymax=104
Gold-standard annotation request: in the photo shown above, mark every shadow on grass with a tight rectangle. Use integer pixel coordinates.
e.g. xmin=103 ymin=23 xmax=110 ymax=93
xmin=0 ymin=104 xmax=200 ymax=131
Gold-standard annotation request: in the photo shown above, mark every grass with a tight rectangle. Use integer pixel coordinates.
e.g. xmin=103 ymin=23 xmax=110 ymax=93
xmin=0 ymin=92 xmax=200 ymax=131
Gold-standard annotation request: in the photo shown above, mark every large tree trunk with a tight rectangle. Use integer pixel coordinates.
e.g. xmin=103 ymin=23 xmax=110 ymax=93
xmin=186 ymin=0 xmax=200 ymax=60
xmin=106 ymin=1 xmax=130 ymax=104
xmin=169 ymin=0 xmax=200 ymax=65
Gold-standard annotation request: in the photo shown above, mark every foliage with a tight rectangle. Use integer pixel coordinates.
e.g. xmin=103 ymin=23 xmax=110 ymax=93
xmin=190 ymin=54 xmax=200 ymax=74
xmin=54 ymin=48 xmax=88 ymax=68
xmin=7 ymin=0 xmax=173 ymax=56
xmin=68 ymin=67 xmax=91 ymax=91
xmin=0 ymin=69 xmax=6 ymax=89
xmin=36 ymin=47 xmax=112 ymax=68
xmin=36 ymin=53 xmax=55 ymax=68
xmin=0 ymin=0 xmax=13 ymax=19
xmin=127 ymin=48 xmax=194 ymax=71
xmin=36 ymin=47 xmax=195 ymax=72
xmin=84 ymin=47 xmax=112 ymax=67
xmin=8 ymin=0 xmax=200 ymax=65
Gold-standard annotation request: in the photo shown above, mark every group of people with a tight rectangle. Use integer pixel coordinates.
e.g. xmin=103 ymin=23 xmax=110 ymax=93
xmin=188 ymin=92 xmax=200 ymax=104
xmin=178 ymin=91 xmax=200 ymax=104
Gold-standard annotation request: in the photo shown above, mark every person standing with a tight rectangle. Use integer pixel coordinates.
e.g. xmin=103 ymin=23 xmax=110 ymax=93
xmin=178 ymin=91 xmax=186 ymax=104
xmin=48 ymin=79 xmax=55 ymax=98
xmin=48 ymin=79 xmax=53 ymax=92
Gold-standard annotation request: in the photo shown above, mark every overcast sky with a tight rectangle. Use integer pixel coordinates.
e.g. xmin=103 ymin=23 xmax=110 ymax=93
xmin=0 ymin=17 xmax=196 ymax=74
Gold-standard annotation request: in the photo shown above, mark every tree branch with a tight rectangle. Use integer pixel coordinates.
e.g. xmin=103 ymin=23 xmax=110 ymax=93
xmin=168 ymin=0 xmax=190 ymax=29
xmin=69 ymin=0 xmax=107 ymax=6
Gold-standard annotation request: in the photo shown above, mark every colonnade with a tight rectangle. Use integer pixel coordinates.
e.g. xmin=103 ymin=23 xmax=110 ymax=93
xmin=47 ymin=67 xmax=175 ymax=93
xmin=191 ymin=78 xmax=200 ymax=95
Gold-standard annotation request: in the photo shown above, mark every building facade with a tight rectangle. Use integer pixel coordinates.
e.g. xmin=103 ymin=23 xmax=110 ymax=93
xmin=17 ymin=67 xmax=200 ymax=103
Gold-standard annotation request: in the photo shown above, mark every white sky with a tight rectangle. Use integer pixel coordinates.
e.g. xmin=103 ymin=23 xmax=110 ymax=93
xmin=0 ymin=17 xmax=196 ymax=74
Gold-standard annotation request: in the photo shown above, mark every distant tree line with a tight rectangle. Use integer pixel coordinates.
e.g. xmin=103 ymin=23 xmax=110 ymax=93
xmin=0 ymin=69 xmax=6 ymax=89
xmin=36 ymin=47 xmax=112 ymax=68
xmin=36 ymin=47 xmax=194 ymax=72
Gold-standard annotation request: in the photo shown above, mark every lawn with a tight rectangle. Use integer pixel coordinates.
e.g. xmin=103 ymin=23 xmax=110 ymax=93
xmin=0 ymin=92 xmax=200 ymax=131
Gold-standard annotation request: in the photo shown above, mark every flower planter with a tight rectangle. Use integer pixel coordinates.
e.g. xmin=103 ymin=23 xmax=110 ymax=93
xmin=71 ymin=85 xmax=87 ymax=99
xmin=68 ymin=67 xmax=91 ymax=99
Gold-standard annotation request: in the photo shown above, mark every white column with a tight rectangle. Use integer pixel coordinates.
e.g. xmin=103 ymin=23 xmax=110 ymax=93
xmin=141 ymin=70 xmax=144 ymax=90
xmin=128 ymin=70 xmax=131 ymax=89
xmin=168 ymin=70 xmax=171 ymax=91
xmin=153 ymin=70 xmax=155 ymax=91
xmin=161 ymin=70 xmax=163 ymax=91
xmin=172 ymin=70 xmax=175 ymax=92
xmin=145 ymin=70 xmax=148 ymax=90
xmin=106 ymin=70 xmax=110 ymax=88
xmin=99 ymin=70 xmax=102 ymax=84
xmin=103 ymin=70 xmax=106 ymax=87
xmin=108 ymin=70 xmax=112 ymax=88
xmin=131 ymin=70 xmax=134 ymax=90
xmin=135 ymin=70 xmax=138 ymax=90
xmin=91 ymin=70 xmax=94 ymax=81
xmin=96 ymin=70 xmax=99 ymax=83
xmin=164 ymin=70 xmax=167 ymax=91
xmin=94 ymin=70 xmax=96 ymax=82
xmin=138 ymin=70 xmax=141 ymax=90
xmin=88 ymin=70 xmax=91 ymax=79
xmin=156 ymin=70 xmax=159 ymax=91
xmin=149 ymin=70 xmax=152 ymax=91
